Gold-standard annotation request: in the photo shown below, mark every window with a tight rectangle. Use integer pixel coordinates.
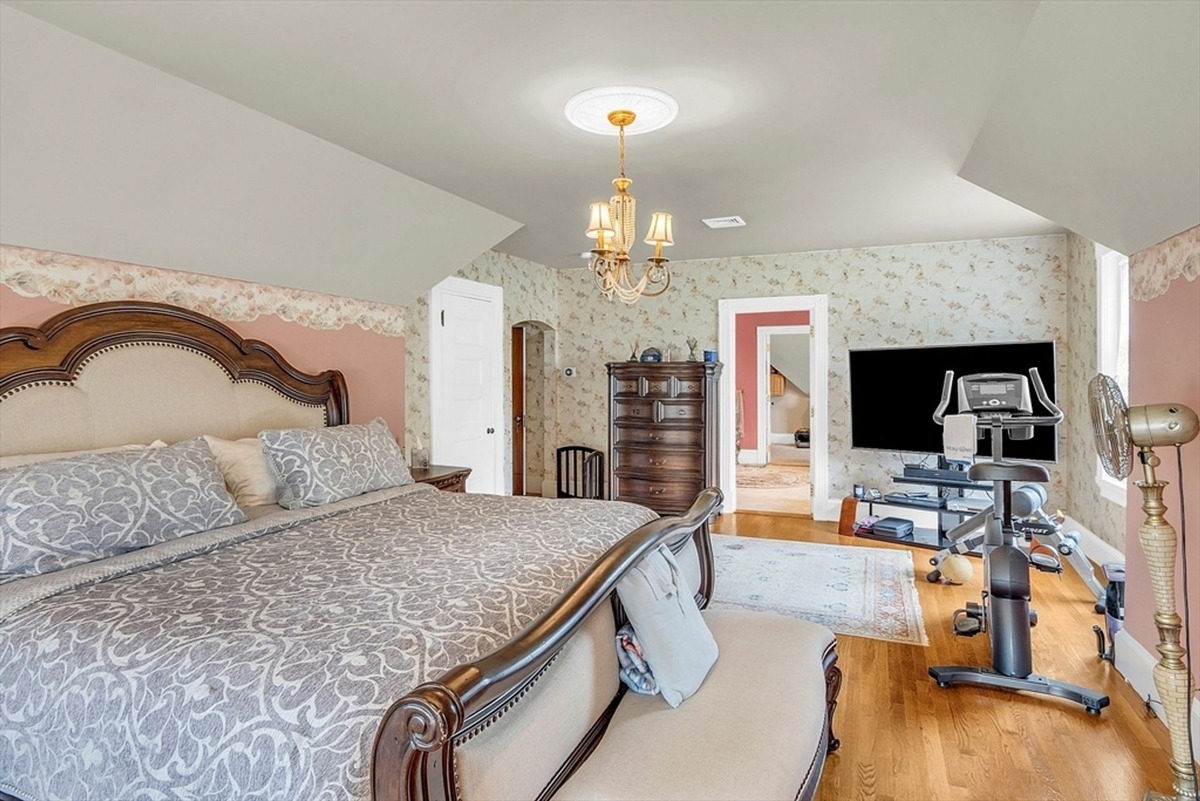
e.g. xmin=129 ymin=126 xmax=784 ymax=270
xmin=1095 ymin=244 xmax=1129 ymax=505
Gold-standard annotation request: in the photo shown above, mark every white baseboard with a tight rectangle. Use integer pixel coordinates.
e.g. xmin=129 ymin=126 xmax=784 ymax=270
xmin=768 ymin=432 xmax=793 ymax=445
xmin=737 ymin=449 xmax=763 ymax=465
xmin=1061 ymin=515 xmax=1125 ymax=568
xmin=540 ymin=478 xmax=557 ymax=498
xmin=1114 ymin=628 xmax=1200 ymax=763
xmin=815 ymin=495 xmax=837 ymax=522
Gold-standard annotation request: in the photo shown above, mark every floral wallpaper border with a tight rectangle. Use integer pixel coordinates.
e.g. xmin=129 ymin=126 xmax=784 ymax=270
xmin=0 ymin=245 xmax=405 ymax=337
xmin=1129 ymin=225 xmax=1200 ymax=301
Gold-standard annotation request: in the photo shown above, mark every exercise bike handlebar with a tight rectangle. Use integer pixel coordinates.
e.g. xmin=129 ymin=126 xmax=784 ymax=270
xmin=1025 ymin=367 xmax=1064 ymax=425
xmin=932 ymin=370 xmax=955 ymax=425
xmin=931 ymin=368 xmax=1063 ymax=427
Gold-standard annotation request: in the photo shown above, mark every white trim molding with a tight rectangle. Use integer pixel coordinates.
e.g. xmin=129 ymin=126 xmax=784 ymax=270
xmin=737 ymin=449 xmax=764 ymax=466
xmin=756 ymin=324 xmax=810 ymax=465
xmin=718 ymin=294 xmax=831 ymax=519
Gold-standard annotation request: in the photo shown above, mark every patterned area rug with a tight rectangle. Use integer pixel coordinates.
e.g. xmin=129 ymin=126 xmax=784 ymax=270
xmin=708 ymin=535 xmax=928 ymax=645
xmin=735 ymin=462 xmax=809 ymax=488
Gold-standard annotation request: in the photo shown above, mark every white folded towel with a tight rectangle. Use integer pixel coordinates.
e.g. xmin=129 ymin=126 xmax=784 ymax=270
xmin=943 ymin=413 xmax=978 ymax=464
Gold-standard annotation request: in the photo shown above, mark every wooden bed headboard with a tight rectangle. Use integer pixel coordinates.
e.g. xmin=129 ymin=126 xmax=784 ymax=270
xmin=0 ymin=301 xmax=349 ymax=456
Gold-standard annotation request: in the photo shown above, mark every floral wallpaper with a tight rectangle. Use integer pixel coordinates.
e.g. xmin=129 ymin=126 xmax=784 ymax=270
xmin=0 ymin=245 xmax=405 ymax=337
xmin=1057 ymin=234 xmax=1126 ymax=550
xmin=555 ymin=235 xmax=1074 ymax=506
xmin=1129 ymin=224 xmax=1200 ymax=301
xmin=403 ymin=235 xmax=1127 ymax=529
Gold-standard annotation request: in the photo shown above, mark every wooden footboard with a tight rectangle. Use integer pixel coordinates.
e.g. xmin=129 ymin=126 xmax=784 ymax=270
xmin=371 ymin=488 xmax=723 ymax=801
xmin=797 ymin=641 xmax=843 ymax=801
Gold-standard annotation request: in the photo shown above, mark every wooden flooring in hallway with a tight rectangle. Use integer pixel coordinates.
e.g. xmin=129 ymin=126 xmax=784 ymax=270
xmin=710 ymin=512 xmax=1178 ymax=801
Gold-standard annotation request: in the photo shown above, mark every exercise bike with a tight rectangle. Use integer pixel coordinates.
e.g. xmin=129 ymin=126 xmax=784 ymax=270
xmin=925 ymin=483 xmax=1108 ymax=613
xmin=926 ymin=369 xmax=1110 ymax=715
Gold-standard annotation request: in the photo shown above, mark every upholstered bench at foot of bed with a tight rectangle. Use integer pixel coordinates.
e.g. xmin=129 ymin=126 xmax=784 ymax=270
xmin=553 ymin=609 xmax=840 ymax=801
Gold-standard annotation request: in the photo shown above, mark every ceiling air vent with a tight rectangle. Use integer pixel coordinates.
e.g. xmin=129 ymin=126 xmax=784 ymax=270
xmin=701 ymin=216 xmax=746 ymax=229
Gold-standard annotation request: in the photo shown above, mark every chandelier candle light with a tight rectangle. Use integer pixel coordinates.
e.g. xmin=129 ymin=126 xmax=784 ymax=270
xmin=568 ymin=86 xmax=678 ymax=304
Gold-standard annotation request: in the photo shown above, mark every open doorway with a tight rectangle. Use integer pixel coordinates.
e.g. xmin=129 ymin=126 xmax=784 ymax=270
xmin=717 ymin=295 xmax=831 ymax=519
xmin=511 ymin=320 xmax=555 ymax=496
xmin=737 ymin=325 xmax=813 ymax=514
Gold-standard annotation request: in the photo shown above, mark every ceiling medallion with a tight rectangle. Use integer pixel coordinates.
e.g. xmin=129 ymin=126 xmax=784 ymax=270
xmin=566 ymin=86 xmax=678 ymax=304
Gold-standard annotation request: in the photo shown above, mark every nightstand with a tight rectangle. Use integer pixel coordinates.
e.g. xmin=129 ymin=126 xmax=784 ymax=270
xmin=411 ymin=465 xmax=471 ymax=492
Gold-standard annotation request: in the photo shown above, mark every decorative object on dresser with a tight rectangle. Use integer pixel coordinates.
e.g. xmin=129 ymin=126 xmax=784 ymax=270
xmin=608 ymin=360 xmax=721 ymax=515
xmin=410 ymin=464 xmax=471 ymax=492
xmin=639 ymin=346 xmax=662 ymax=363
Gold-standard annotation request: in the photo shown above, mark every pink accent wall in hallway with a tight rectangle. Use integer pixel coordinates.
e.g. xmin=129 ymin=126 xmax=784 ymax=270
xmin=735 ymin=310 xmax=809 ymax=452
xmin=0 ymin=284 xmax=406 ymax=437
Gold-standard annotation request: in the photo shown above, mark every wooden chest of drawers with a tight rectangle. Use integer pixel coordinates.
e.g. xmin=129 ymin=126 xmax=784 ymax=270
xmin=607 ymin=361 xmax=721 ymax=516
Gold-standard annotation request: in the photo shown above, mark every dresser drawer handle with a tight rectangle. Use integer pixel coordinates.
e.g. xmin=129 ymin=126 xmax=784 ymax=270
xmin=649 ymin=433 xmax=662 ymax=441
xmin=650 ymin=487 xmax=666 ymax=495
xmin=648 ymin=458 xmax=666 ymax=466
xmin=676 ymin=409 xmax=687 ymax=416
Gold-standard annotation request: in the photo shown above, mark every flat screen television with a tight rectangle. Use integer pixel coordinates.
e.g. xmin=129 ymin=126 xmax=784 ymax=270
xmin=848 ymin=340 xmax=1059 ymax=462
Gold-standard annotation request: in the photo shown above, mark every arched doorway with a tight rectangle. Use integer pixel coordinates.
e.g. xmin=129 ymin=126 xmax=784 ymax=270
xmin=511 ymin=320 xmax=556 ymax=496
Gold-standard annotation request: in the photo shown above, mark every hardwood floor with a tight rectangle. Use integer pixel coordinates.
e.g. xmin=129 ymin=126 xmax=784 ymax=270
xmin=711 ymin=512 xmax=1178 ymax=801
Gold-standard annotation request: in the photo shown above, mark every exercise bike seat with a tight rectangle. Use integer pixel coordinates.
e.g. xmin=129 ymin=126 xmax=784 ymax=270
xmin=968 ymin=461 xmax=1050 ymax=484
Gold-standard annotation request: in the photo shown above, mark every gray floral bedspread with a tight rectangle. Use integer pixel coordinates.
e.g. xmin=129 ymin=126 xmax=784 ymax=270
xmin=0 ymin=484 xmax=657 ymax=801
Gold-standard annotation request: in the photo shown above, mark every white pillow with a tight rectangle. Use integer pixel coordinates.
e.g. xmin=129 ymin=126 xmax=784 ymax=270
xmin=203 ymin=435 xmax=278 ymax=508
xmin=0 ymin=440 xmax=167 ymax=469
xmin=615 ymin=543 xmax=719 ymax=707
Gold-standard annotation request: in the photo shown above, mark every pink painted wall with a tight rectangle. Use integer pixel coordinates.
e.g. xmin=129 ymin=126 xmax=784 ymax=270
xmin=1122 ymin=269 xmax=1200 ymax=662
xmin=0 ymin=284 xmax=406 ymax=436
xmin=735 ymin=310 xmax=809 ymax=451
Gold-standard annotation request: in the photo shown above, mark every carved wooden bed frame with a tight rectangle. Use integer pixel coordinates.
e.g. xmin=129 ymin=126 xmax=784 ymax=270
xmin=0 ymin=300 xmax=348 ymax=427
xmin=0 ymin=300 xmax=839 ymax=801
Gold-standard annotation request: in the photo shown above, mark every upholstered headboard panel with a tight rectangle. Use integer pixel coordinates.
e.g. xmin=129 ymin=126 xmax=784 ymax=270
xmin=0 ymin=301 xmax=349 ymax=457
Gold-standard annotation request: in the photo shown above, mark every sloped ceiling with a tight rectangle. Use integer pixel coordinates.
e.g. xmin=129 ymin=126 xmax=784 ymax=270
xmin=2 ymin=0 xmax=1196 ymax=307
xmin=770 ymin=335 xmax=811 ymax=395
xmin=960 ymin=1 xmax=1200 ymax=255
xmin=0 ymin=5 xmax=520 ymax=307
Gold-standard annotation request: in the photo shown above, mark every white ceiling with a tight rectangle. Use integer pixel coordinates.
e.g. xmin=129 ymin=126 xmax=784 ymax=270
xmin=6 ymin=0 xmax=1198 ymax=268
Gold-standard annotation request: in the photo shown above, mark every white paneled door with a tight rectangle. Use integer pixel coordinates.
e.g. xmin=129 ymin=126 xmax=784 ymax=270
xmin=429 ymin=277 xmax=504 ymax=494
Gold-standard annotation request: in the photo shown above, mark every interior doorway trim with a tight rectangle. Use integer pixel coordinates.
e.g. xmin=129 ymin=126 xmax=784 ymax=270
xmin=717 ymin=295 xmax=831 ymax=519
xmin=756 ymin=324 xmax=811 ymax=465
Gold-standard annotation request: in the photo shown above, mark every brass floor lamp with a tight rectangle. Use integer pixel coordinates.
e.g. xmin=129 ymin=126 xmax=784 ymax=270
xmin=1090 ymin=375 xmax=1199 ymax=801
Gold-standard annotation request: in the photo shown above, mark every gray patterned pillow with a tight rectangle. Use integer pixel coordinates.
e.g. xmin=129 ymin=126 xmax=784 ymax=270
xmin=0 ymin=437 xmax=246 ymax=584
xmin=258 ymin=417 xmax=414 ymax=509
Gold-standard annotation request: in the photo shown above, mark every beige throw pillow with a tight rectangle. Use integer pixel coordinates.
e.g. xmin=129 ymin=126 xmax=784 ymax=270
xmin=203 ymin=435 xmax=278 ymax=508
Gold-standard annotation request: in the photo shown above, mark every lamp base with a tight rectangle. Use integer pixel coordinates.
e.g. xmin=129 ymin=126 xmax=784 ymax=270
xmin=1145 ymin=791 xmax=1178 ymax=801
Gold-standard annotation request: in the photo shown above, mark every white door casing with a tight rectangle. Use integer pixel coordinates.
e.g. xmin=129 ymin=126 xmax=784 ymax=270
xmin=429 ymin=276 xmax=505 ymax=494
xmin=718 ymin=295 xmax=831 ymax=519
xmin=757 ymin=325 xmax=810 ymax=463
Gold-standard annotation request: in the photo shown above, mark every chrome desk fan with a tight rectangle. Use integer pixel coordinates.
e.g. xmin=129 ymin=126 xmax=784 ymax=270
xmin=1090 ymin=374 xmax=1199 ymax=801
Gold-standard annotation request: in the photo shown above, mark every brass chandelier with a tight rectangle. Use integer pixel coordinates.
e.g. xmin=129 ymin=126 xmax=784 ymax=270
xmin=584 ymin=109 xmax=674 ymax=304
